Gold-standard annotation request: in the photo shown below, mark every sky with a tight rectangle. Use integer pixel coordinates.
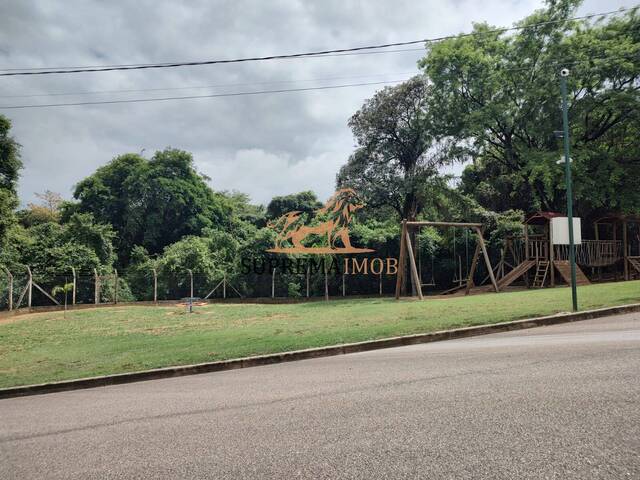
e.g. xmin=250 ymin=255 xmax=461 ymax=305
xmin=0 ymin=0 xmax=633 ymax=206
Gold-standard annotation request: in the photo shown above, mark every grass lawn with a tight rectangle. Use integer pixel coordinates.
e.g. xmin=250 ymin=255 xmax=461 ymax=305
xmin=1 ymin=281 xmax=639 ymax=388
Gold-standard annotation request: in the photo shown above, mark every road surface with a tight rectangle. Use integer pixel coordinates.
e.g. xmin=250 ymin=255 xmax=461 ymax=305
xmin=2 ymin=313 xmax=639 ymax=479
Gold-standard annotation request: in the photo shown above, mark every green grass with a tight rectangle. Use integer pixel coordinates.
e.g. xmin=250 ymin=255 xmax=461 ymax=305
xmin=1 ymin=281 xmax=639 ymax=388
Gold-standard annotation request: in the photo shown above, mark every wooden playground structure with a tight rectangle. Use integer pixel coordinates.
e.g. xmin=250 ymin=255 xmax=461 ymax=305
xmin=395 ymin=212 xmax=640 ymax=299
xmin=493 ymin=212 xmax=640 ymax=290
xmin=394 ymin=220 xmax=499 ymax=300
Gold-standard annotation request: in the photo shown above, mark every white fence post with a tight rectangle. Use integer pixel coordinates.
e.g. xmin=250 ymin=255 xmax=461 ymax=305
xmin=114 ymin=269 xmax=118 ymax=304
xmin=272 ymin=268 xmax=276 ymax=298
xmin=27 ymin=266 xmax=32 ymax=309
xmin=71 ymin=267 xmax=76 ymax=305
xmin=187 ymin=269 xmax=194 ymax=298
xmin=152 ymin=267 xmax=158 ymax=304
xmin=324 ymin=261 xmax=328 ymax=301
xmin=94 ymin=268 xmax=100 ymax=305
xmin=2 ymin=267 xmax=12 ymax=311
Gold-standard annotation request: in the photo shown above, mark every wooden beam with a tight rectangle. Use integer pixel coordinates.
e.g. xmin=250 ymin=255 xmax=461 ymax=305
xmin=395 ymin=220 xmax=408 ymax=299
xmin=406 ymin=221 xmax=483 ymax=228
xmin=405 ymin=230 xmax=423 ymax=300
xmin=465 ymin=241 xmax=482 ymax=295
xmin=476 ymin=227 xmax=499 ymax=292
xmin=623 ymin=220 xmax=629 ymax=281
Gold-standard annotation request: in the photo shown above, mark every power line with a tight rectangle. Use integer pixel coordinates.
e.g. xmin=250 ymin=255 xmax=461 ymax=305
xmin=1 ymin=52 xmax=636 ymax=110
xmin=0 ymin=6 xmax=635 ymax=77
xmin=0 ymin=79 xmax=409 ymax=109
xmin=0 ymin=71 xmax=418 ymax=98
xmin=0 ymin=49 xmax=426 ymax=73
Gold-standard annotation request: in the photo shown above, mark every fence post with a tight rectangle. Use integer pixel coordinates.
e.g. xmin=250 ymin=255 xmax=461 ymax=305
xmin=272 ymin=268 xmax=276 ymax=298
xmin=114 ymin=269 xmax=118 ymax=304
xmin=94 ymin=268 xmax=100 ymax=305
xmin=26 ymin=266 xmax=33 ymax=309
xmin=2 ymin=267 xmax=12 ymax=311
xmin=379 ymin=272 xmax=383 ymax=296
xmin=324 ymin=260 xmax=328 ymax=301
xmin=187 ymin=269 xmax=193 ymax=299
xmin=306 ymin=265 xmax=310 ymax=298
xmin=342 ymin=273 xmax=346 ymax=297
xmin=223 ymin=272 xmax=227 ymax=299
xmin=152 ymin=267 xmax=158 ymax=304
xmin=71 ymin=267 xmax=76 ymax=305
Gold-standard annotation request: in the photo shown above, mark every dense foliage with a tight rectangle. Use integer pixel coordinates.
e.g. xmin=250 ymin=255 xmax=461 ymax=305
xmin=0 ymin=1 xmax=638 ymax=304
xmin=421 ymin=0 xmax=640 ymax=217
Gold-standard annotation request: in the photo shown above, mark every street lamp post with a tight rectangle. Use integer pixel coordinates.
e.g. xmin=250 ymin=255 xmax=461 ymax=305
xmin=560 ymin=68 xmax=578 ymax=312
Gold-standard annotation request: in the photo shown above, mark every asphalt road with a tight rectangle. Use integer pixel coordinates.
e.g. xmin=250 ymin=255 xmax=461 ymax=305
xmin=2 ymin=313 xmax=639 ymax=479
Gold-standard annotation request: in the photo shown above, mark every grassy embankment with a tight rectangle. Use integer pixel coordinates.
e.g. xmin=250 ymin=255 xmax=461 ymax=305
xmin=1 ymin=280 xmax=638 ymax=388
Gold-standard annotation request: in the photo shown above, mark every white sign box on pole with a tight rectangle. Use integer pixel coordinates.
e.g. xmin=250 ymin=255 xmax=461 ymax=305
xmin=551 ymin=217 xmax=581 ymax=245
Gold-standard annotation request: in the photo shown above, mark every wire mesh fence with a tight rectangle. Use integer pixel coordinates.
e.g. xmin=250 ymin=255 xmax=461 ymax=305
xmin=0 ymin=250 xmax=503 ymax=311
xmin=0 ymin=268 xmax=407 ymax=311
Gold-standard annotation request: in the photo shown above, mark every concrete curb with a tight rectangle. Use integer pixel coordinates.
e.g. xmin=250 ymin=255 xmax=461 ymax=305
xmin=2 ymin=302 xmax=639 ymax=399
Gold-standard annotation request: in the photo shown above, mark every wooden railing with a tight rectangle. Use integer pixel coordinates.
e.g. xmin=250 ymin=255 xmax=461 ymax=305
xmin=527 ymin=239 xmax=549 ymax=260
xmin=554 ymin=240 xmax=622 ymax=267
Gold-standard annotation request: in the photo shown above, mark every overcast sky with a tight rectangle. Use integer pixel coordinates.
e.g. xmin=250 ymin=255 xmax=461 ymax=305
xmin=0 ymin=0 xmax=632 ymax=206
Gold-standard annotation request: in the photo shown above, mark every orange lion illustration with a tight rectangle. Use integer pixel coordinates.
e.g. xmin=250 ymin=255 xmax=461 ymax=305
xmin=266 ymin=188 xmax=373 ymax=253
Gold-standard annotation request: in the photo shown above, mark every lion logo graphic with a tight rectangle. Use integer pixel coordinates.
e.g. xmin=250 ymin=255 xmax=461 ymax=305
xmin=266 ymin=188 xmax=374 ymax=254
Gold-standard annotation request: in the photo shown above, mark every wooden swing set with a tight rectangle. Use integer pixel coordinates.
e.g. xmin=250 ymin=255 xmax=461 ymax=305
xmin=395 ymin=220 xmax=499 ymax=300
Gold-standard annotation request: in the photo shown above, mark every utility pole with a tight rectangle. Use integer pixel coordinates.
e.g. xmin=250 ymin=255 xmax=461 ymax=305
xmin=560 ymin=68 xmax=578 ymax=312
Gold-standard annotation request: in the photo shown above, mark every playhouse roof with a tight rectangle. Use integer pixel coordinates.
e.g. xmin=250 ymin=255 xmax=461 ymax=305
xmin=524 ymin=211 xmax=564 ymax=225
xmin=593 ymin=212 xmax=640 ymax=224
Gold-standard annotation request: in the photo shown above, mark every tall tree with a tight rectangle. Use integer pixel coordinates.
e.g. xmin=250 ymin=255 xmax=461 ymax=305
xmin=0 ymin=115 xmax=22 ymax=245
xmin=71 ymin=148 xmax=231 ymax=264
xmin=337 ymin=76 xmax=452 ymax=221
xmin=421 ymin=0 xmax=640 ymax=215
xmin=266 ymin=191 xmax=322 ymax=219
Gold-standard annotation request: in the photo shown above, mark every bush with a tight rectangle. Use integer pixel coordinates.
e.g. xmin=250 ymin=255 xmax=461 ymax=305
xmin=287 ymin=282 xmax=302 ymax=298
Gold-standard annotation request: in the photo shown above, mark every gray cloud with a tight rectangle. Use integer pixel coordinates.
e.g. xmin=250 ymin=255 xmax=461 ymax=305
xmin=0 ymin=0 xmax=630 ymax=205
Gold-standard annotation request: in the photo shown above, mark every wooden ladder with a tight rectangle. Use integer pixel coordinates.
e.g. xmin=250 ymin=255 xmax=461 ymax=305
xmin=532 ymin=261 xmax=549 ymax=288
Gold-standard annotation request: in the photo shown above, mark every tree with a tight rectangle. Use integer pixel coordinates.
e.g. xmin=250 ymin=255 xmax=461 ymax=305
xmin=52 ymin=282 xmax=74 ymax=318
xmin=18 ymin=190 xmax=64 ymax=227
xmin=71 ymin=148 xmax=232 ymax=264
xmin=266 ymin=191 xmax=322 ymax=219
xmin=421 ymin=0 xmax=640 ymax=216
xmin=61 ymin=213 xmax=116 ymax=266
xmin=337 ymin=76 xmax=453 ymax=221
xmin=0 ymin=115 xmax=22 ymax=246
